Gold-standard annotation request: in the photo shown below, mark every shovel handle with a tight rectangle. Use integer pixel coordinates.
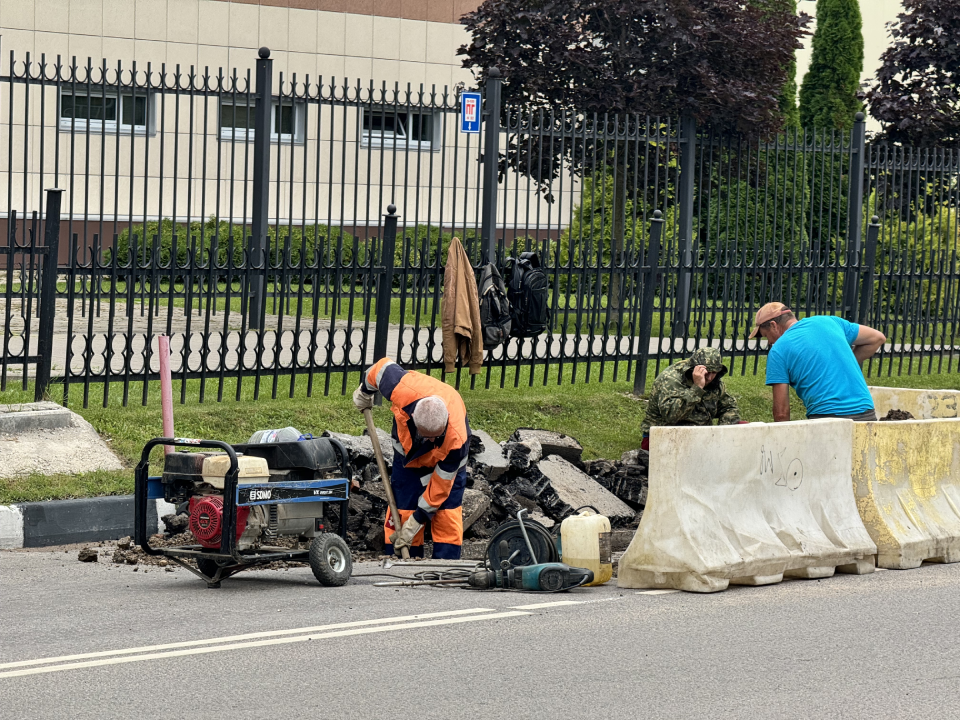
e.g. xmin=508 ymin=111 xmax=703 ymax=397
xmin=363 ymin=407 xmax=410 ymax=560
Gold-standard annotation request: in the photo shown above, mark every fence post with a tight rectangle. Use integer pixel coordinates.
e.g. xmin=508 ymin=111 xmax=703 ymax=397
xmin=480 ymin=67 xmax=502 ymax=266
xmin=856 ymin=216 xmax=880 ymax=325
xmin=633 ymin=210 xmax=664 ymax=395
xmin=35 ymin=188 xmax=63 ymax=402
xmin=674 ymin=112 xmax=696 ymax=334
xmin=372 ymin=205 xmax=399 ymax=374
xmin=248 ymin=47 xmax=273 ymax=329
xmin=842 ymin=111 xmax=867 ymax=321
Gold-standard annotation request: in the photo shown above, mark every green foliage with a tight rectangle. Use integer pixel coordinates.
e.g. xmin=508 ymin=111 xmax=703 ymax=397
xmin=780 ymin=57 xmax=801 ymax=130
xmin=110 ymin=218 xmax=481 ymax=270
xmin=461 ymin=0 xmax=808 ymax=137
xmin=560 ymin=172 xmax=654 ymax=266
xmin=564 ymin=147 xmax=813 ymax=302
xmin=111 ymin=218 xmax=364 ymax=267
xmin=754 ymin=0 xmax=803 ymax=129
xmin=867 ymin=0 xmax=960 ymax=146
xmin=798 ymin=0 xmax=864 ymax=130
xmin=870 ymin=191 xmax=960 ymax=318
xmin=397 ymin=225 xmax=480 ymax=267
xmin=702 ymin=150 xmax=810 ymax=263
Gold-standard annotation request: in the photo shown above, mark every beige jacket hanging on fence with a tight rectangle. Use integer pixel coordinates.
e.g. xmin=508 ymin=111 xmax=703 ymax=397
xmin=442 ymin=237 xmax=483 ymax=374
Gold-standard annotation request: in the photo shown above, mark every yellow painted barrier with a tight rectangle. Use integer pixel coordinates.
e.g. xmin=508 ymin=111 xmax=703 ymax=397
xmin=617 ymin=420 xmax=876 ymax=593
xmin=868 ymin=386 xmax=960 ymax=420
xmin=852 ymin=418 xmax=960 ymax=569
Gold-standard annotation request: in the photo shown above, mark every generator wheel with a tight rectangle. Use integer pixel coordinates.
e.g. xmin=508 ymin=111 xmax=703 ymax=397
xmin=309 ymin=533 xmax=352 ymax=586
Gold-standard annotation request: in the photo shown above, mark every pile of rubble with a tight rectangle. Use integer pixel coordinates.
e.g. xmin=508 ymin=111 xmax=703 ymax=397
xmin=322 ymin=426 xmax=648 ymax=554
xmin=147 ymin=426 xmax=647 ymax=557
xmin=879 ymin=408 xmax=915 ymax=421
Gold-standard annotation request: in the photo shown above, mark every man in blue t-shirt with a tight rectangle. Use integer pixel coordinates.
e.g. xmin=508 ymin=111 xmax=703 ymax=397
xmin=749 ymin=302 xmax=886 ymax=422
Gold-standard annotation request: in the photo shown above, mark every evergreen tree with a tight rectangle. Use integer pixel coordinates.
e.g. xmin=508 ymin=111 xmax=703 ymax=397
xmin=758 ymin=0 xmax=802 ymax=129
xmin=779 ymin=42 xmax=801 ymax=129
xmin=798 ymin=0 xmax=864 ymax=130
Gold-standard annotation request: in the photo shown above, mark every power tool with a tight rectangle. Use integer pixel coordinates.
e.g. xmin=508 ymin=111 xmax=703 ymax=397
xmin=368 ymin=510 xmax=594 ymax=593
xmin=469 ymin=512 xmax=593 ymax=592
xmin=467 ymin=562 xmax=593 ymax=592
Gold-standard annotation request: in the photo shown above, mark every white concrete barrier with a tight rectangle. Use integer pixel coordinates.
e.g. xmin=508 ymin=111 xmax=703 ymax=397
xmin=0 ymin=505 xmax=24 ymax=549
xmin=852 ymin=418 xmax=960 ymax=569
xmin=868 ymin=386 xmax=960 ymax=420
xmin=617 ymin=420 xmax=876 ymax=593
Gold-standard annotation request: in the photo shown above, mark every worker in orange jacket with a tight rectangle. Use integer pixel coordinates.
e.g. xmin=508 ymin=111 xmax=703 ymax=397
xmin=353 ymin=358 xmax=471 ymax=559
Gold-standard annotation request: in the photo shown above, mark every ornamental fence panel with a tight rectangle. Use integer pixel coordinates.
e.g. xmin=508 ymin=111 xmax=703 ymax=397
xmin=0 ymin=44 xmax=957 ymax=406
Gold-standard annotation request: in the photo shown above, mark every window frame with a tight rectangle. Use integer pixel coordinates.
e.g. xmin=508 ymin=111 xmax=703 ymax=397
xmin=218 ymin=98 xmax=306 ymax=144
xmin=359 ymin=106 xmax=440 ymax=151
xmin=58 ymin=89 xmax=154 ymax=135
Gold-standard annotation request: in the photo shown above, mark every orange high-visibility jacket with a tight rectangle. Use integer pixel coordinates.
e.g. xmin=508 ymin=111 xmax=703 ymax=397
xmin=363 ymin=358 xmax=471 ymax=522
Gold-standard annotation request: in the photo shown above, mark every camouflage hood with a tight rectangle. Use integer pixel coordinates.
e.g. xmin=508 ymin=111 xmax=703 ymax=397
xmin=684 ymin=347 xmax=728 ymax=382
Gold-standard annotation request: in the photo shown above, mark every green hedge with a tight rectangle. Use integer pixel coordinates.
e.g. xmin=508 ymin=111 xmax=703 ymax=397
xmin=110 ymin=218 xmax=481 ymax=269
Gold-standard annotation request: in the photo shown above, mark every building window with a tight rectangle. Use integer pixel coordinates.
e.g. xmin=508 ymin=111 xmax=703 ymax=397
xmin=361 ymin=107 xmax=439 ymax=150
xmin=220 ymin=99 xmax=305 ymax=143
xmin=59 ymin=91 xmax=151 ymax=133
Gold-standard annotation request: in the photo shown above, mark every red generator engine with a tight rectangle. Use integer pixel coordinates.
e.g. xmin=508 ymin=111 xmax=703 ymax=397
xmin=188 ymin=495 xmax=251 ymax=549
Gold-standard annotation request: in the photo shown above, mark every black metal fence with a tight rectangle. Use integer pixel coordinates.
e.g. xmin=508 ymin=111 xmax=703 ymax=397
xmin=1 ymin=45 xmax=958 ymax=407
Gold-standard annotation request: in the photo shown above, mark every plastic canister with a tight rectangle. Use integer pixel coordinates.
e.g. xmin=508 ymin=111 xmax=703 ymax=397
xmin=559 ymin=506 xmax=612 ymax=586
xmin=201 ymin=454 xmax=270 ymax=490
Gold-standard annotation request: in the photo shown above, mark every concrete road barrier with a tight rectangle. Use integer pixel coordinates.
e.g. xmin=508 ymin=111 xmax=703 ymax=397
xmin=852 ymin=418 xmax=960 ymax=569
xmin=869 ymin=386 xmax=960 ymax=420
xmin=0 ymin=497 xmax=172 ymax=548
xmin=617 ymin=420 xmax=876 ymax=593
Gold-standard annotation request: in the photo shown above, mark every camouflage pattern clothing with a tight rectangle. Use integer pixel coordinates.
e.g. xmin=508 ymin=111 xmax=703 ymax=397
xmin=640 ymin=347 xmax=741 ymax=437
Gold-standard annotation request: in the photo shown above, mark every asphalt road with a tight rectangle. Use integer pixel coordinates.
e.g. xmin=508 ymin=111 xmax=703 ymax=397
xmin=2 ymin=549 xmax=959 ymax=720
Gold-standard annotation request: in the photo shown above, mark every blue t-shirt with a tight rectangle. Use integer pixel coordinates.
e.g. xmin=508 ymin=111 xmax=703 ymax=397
xmin=765 ymin=315 xmax=875 ymax=417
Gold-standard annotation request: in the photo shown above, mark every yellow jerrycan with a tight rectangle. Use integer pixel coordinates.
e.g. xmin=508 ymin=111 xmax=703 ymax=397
xmin=560 ymin=506 xmax=612 ymax=586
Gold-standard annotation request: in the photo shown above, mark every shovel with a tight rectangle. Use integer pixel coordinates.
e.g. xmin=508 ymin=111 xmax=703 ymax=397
xmin=363 ymin=407 xmax=410 ymax=560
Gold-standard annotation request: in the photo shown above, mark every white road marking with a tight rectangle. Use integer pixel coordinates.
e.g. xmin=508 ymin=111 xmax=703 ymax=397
xmin=636 ymin=589 xmax=680 ymax=595
xmin=508 ymin=600 xmax=585 ymax=610
xmin=0 ymin=607 xmax=497 ymax=671
xmin=0 ymin=611 xmax=530 ymax=679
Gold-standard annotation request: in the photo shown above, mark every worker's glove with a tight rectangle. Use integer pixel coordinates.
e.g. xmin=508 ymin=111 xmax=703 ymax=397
xmin=389 ymin=515 xmax=423 ymax=553
xmin=352 ymin=385 xmax=375 ymax=411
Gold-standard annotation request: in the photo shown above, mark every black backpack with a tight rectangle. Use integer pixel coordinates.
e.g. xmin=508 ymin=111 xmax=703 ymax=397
xmin=505 ymin=251 xmax=550 ymax=338
xmin=477 ymin=263 xmax=512 ymax=350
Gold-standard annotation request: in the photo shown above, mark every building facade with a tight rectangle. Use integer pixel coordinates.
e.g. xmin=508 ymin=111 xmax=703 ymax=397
xmin=0 ymin=0 xmax=907 ymax=254
xmin=0 ymin=0 xmax=479 ymax=91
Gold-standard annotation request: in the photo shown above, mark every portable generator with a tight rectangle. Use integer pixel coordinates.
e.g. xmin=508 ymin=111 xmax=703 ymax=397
xmin=134 ymin=436 xmax=354 ymax=588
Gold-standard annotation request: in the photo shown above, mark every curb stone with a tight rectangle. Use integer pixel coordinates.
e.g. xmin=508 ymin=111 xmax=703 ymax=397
xmin=0 ymin=496 xmax=174 ymax=548
xmin=0 ymin=401 xmax=74 ymax=434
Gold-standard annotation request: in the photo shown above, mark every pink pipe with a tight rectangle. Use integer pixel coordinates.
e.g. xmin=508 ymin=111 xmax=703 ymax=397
xmin=159 ymin=335 xmax=174 ymax=454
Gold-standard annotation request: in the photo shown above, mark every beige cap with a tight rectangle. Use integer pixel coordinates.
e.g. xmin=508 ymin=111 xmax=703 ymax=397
xmin=749 ymin=302 xmax=793 ymax=339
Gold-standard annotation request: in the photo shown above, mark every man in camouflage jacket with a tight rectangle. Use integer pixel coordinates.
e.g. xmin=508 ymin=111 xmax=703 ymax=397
xmin=640 ymin=347 xmax=741 ymax=448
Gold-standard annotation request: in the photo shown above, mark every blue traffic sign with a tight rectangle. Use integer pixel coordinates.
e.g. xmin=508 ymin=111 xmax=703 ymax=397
xmin=461 ymin=92 xmax=482 ymax=134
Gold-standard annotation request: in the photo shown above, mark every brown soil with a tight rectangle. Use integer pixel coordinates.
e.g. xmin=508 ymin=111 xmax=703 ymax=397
xmin=879 ymin=408 xmax=915 ymax=421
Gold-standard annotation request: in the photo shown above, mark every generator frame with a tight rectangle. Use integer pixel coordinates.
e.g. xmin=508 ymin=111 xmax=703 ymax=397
xmin=134 ymin=437 xmax=352 ymax=587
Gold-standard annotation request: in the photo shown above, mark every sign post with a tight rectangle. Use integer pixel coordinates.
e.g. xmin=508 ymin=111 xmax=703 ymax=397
xmin=461 ymin=91 xmax=481 ymax=134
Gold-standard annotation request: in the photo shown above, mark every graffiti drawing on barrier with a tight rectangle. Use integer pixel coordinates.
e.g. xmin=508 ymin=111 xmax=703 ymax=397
xmin=760 ymin=445 xmax=804 ymax=490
